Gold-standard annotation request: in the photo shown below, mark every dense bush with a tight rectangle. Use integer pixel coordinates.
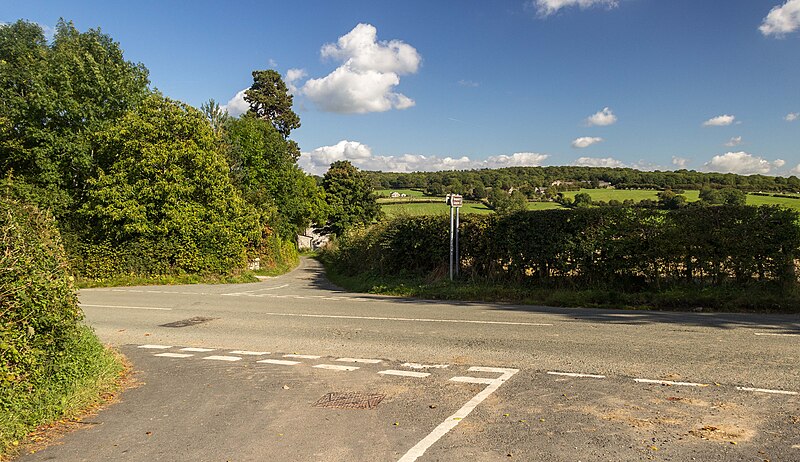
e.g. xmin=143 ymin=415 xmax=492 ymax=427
xmin=326 ymin=206 xmax=800 ymax=292
xmin=1 ymin=197 xmax=121 ymax=451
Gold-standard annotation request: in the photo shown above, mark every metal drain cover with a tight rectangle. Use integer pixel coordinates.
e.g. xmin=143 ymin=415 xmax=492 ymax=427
xmin=314 ymin=392 xmax=386 ymax=410
xmin=159 ymin=317 xmax=217 ymax=328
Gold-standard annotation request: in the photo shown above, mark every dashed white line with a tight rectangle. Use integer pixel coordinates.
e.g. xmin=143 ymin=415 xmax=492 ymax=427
xmin=154 ymin=353 xmax=193 ymax=358
xmin=379 ymin=370 xmax=430 ymax=378
xmin=337 ymin=358 xmax=383 ymax=364
xmin=754 ymin=332 xmax=799 ymax=337
xmin=547 ymin=371 xmax=606 ymax=379
xmin=398 ymin=367 xmax=519 ymax=462
xmin=82 ymin=304 xmax=172 ymax=311
xmin=257 ymin=311 xmax=552 ymax=327
xmin=313 ymin=364 xmax=359 ymax=372
xmin=180 ymin=347 xmax=216 ymax=352
xmin=737 ymin=387 xmax=798 ymax=396
xmin=229 ymin=350 xmax=269 ymax=356
xmin=203 ymin=355 xmax=242 ymax=362
xmin=257 ymin=359 xmax=301 ymax=366
xmin=283 ymin=354 xmax=321 ymax=359
xmin=138 ymin=344 xmax=173 ymax=349
xmin=634 ymin=378 xmax=709 ymax=387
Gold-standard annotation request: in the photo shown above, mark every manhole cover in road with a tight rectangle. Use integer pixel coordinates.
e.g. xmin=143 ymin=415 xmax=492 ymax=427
xmin=314 ymin=392 xmax=386 ymax=410
xmin=159 ymin=317 xmax=217 ymax=328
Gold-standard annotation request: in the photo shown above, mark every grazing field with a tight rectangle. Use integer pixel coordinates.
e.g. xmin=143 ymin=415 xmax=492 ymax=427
xmin=562 ymin=188 xmax=702 ymax=202
xmin=745 ymin=194 xmax=800 ymax=209
xmin=375 ymin=188 xmax=426 ymax=197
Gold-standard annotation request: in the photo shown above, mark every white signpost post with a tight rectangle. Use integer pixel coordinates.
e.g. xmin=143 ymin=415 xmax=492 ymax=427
xmin=446 ymin=194 xmax=463 ymax=281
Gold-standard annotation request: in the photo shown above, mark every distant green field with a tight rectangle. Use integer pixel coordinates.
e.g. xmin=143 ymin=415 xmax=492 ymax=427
xmin=746 ymin=194 xmax=800 ymax=209
xmin=375 ymin=189 xmax=425 ymax=197
xmin=562 ymin=189 xmax=701 ymax=202
xmin=382 ymin=200 xmax=562 ymax=216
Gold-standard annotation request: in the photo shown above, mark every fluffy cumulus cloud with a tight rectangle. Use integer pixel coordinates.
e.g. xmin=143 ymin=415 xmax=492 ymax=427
xmin=585 ymin=107 xmax=617 ymax=126
xmin=725 ymin=136 xmax=743 ymax=147
xmin=760 ymin=0 xmax=800 ymax=37
xmin=703 ymin=152 xmax=785 ymax=175
xmin=572 ymin=156 xmax=626 ymax=168
xmin=533 ymin=0 xmax=619 ymax=16
xmin=702 ymin=114 xmax=736 ymax=127
xmin=786 ymin=112 xmax=799 ymax=122
xmin=571 ymin=136 xmax=604 ymax=148
xmin=672 ymin=156 xmax=690 ymax=168
xmin=298 ymin=140 xmax=548 ymax=175
xmin=221 ymin=89 xmax=250 ymax=117
xmin=285 ymin=68 xmax=308 ymax=94
xmin=301 ymin=24 xmax=421 ymax=114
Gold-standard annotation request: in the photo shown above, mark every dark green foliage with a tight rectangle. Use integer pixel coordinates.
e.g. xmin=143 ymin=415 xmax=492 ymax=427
xmin=244 ymin=70 xmax=300 ymax=138
xmin=326 ymin=206 xmax=800 ymax=300
xmin=487 ymin=188 xmax=527 ymax=214
xmin=323 ymin=161 xmax=382 ymax=235
xmin=1 ymin=197 xmax=122 ymax=451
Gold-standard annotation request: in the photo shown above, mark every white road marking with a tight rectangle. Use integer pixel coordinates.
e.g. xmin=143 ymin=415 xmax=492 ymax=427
xmin=257 ymin=311 xmax=552 ymax=327
xmin=180 ymin=347 xmax=215 ymax=352
xmin=283 ymin=354 xmax=321 ymax=359
xmin=82 ymin=304 xmax=172 ymax=311
xmin=313 ymin=364 xmax=359 ymax=372
xmin=154 ymin=353 xmax=193 ymax=358
xmin=398 ymin=367 xmax=519 ymax=462
xmin=229 ymin=350 xmax=269 ymax=356
xmin=792 ymin=444 xmax=800 ymax=449
xmin=547 ymin=371 xmax=606 ymax=379
xmin=337 ymin=358 xmax=383 ymax=364
xmin=257 ymin=359 xmax=301 ymax=366
xmin=755 ymin=332 xmax=799 ymax=337
xmin=379 ymin=370 xmax=430 ymax=378
xmin=402 ymin=363 xmax=449 ymax=370
xmin=737 ymin=387 xmax=798 ymax=396
xmin=138 ymin=344 xmax=173 ymax=349
xmin=450 ymin=376 xmax=496 ymax=385
xmin=634 ymin=378 xmax=709 ymax=387
xmin=203 ymin=355 xmax=241 ymax=362
xmin=221 ymin=283 xmax=290 ymax=296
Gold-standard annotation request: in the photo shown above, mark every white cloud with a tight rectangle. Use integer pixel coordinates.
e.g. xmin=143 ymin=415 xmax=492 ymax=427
xmin=702 ymin=114 xmax=736 ymax=127
xmin=672 ymin=156 xmax=690 ymax=168
xmin=301 ymin=24 xmax=421 ymax=114
xmin=724 ymin=136 xmax=743 ymax=147
xmin=585 ymin=107 xmax=617 ymax=126
xmin=221 ymin=88 xmax=250 ymax=117
xmin=285 ymin=68 xmax=307 ymax=94
xmin=760 ymin=0 xmax=800 ymax=37
xmin=703 ymin=152 xmax=784 ymax=175
xmin=533 ymin=0 xmax=619 ymax=16
xmin=786 ymin=112 xmax=799 ymax=121
xmin=458 ymin=79 xmax=480 ymax=88
xmin=571 ymin=136 xmax=604 ymax=148
xmin=299 ymin=140 xmax=548 ymax=175
xmin=573 ymin=156 xmax=626 ymax=168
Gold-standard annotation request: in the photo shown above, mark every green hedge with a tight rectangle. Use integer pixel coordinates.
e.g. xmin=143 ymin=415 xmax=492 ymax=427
xmin=327 ymin=206 xmax=800 ymax=290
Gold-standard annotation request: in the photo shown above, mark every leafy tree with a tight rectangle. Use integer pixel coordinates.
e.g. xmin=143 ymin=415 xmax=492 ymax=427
xmin=657 ymin=190 xmax=687 ymax=209
xmin=80 ymin=94 xmax=259 ymax=273
xmin=573 ymin=192 xmax=593 ymax=208
xmin=0 ymin=19 xmax=149 ymax=216
xmin=699 ymin=186 xmax=721 ymax=204
xmin=201 ymin=98 xmax=229 ymax=136
xmin=244 ymin=70 xmax=300 ymax=138
xmin=488 ymin=188 xmax=527 ymax=214
xmin=322 ymin=161 xmax=381 ymax=235
xmin=719 ymin=187 xmax=746 ymax=205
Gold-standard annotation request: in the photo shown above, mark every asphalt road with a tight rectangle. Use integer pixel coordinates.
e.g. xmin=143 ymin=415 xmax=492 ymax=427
xmin=19 ymin=258 xmax=800 ymax=461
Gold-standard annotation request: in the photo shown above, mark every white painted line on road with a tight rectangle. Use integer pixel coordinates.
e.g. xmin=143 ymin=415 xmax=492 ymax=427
xmin=337 ymin=358 xmax=383 ymax=364
xmin=737 ymin=387 xmax=798 ymax=396
xmin=257 ymin=311 xmax=553 ymax=327
xmin=138 ymin=344 xmax=173 ymax=349
xmin=221 ymin=284 xmax=290 ymax=296
xmin=755 ymin=332 xmax=799 ymax=337
xmin=402 ymin=363 xmax=449 ymax=370
xmin=203 ymin=355 xmax=242 ymax=362
xmin=257 ymin=359 xmax=301 ymax=366
xmin=547 ymin=371 xmax=606 ymax=379
xmin=379 ymin=370 xmax=430 ymax=378
xmin=180 ymin=347 xmax=216 ymax=352
xmin=283 ymin=354 xmax=321 ymax=359
xmin=469 ymin=366 xmax=519 ymax=374
xmin=230 ymin=350 xmax=269 ymax=356
xmin=313 ymin=364 xmax=359 ymax=372
xmin=634 ymin=378 xmax=709 ymax=387
xmin=398 ymin=367 xmax=519 ymax=462
xmin=154 ymin=353 xmax=193 ymax=358
xmin=449 ymin=376 xmax=496 ymax=385
xmin=81 ymin=304 xmax=172 ymax=311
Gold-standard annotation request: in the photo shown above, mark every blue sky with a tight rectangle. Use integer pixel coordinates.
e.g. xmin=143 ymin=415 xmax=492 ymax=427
xmin=3 ymin=0 xmax=800 ymax=175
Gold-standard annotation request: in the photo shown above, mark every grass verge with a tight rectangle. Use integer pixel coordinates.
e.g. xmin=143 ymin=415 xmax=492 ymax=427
xmin=0 ymin=326 xmax=125 ymax=460
xmin=323 ymin=264 xmax=800 ymax=313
